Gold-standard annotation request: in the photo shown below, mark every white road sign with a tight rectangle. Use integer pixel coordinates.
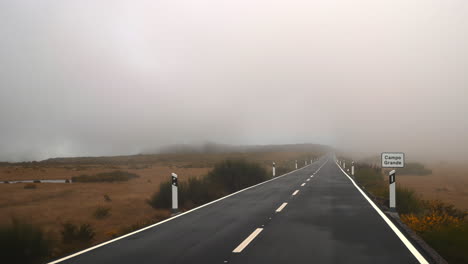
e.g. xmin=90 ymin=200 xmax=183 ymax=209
xmin=381 ymin=153 xmax=405 ymax=168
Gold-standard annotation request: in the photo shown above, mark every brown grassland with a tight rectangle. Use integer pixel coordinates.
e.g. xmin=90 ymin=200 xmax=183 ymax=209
xmin=0 ymin=150 xmax=316 ymax=258
xmin=396 ymin=163 xmax=468 ymax=210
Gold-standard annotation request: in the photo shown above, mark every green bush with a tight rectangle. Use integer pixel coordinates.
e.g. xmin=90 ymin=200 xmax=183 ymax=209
xmin=61 ymin=222 xmax=95 ymax=244
xmin=182 ymin=177 xmax=225 ymax=207
xmin=72 ymin=171 xmax=139 ymax=183
xmin=148 ymin=181 xmax=175 ymax=209
xmin=0 ymin=219 xmax=51 ymax=264
xmin=148 ymin=159 xmax=269 ymax=210
xmin=421 ymin=222 xmax=468 ymax=264
xmin=93 ymin=206 xmax=111 ymax=219
xmin=354 ymin=164 xmax=387 ymax=197
xmin=396 ymin=187 xmax=424 ymax=214
xmin=206 ymin=159 xmax=269 ymax=193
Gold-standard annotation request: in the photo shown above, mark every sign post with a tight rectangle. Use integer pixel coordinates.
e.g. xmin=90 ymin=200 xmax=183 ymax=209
xmin=381 ymin=152 xmax=405 ymax=212
xmin=272 ymin=162 xmax=276 ymax=177
xmin=389 ymin=170 xmax=396 ymax=210
xmin=171 ymin=173 xmax=178 ymax=213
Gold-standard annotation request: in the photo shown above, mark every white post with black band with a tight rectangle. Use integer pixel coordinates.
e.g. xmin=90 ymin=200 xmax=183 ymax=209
xmin=295 ymin=160 xmax=298 ymax=169
xmin=171 ymin=173 xmax=178 ymax=213
xmin=351 ymin=161 xmax=355 ymax=176
xmin=272 ymin=162 xmax=276 ymax=177
xmin=389 ymin=170 xmax=396 ymax=210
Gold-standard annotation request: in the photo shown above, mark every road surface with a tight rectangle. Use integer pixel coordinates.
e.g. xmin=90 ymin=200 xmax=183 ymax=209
xmin=51 ymin=155 xmax=428 ymax=264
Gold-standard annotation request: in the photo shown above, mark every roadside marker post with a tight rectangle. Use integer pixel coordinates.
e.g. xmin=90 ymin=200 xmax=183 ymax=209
xmin=305 ymin=160 xmax=307 ymax=166
xmin=389 ymin=170 xmax=396 ymax=211
xmin=343 ymin=161 xmax=346 ymax=169
xmin=351 ymin=161 xmax=355 ymax=176
xmin=171 ymin=173 xmax=178 ymax=213
xmin=295 ymin=160 xmax=298 ymax=169
xmin=272 ymin=162 xmax=276 ymax=177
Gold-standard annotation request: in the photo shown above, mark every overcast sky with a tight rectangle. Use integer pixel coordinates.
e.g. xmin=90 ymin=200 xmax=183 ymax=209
xmin=1 ymin=0 xmax=467 ymax=162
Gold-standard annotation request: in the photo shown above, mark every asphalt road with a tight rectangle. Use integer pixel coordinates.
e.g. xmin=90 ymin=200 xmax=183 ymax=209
xmin=52 ymin=155 xmax=428 ymax=264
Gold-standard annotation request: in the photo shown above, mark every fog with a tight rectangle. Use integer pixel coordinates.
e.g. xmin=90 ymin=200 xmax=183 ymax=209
xmin=1 ymin=0 xmax=467 ymax=162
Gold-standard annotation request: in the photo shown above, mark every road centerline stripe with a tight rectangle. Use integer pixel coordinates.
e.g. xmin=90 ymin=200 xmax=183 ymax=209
xmin=292 ymin=190 xmax=299 ymax=196
xmin=275 ymin=202 xmax=288 ymax=212
xmin=301 ymin=183 xmax=306 ymax=186
xmin=233 ymin=228 xmax=263 ymax=253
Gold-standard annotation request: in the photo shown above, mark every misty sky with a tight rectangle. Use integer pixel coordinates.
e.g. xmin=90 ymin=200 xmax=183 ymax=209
xmin=1 ymin=0 xmax=467 ymax=162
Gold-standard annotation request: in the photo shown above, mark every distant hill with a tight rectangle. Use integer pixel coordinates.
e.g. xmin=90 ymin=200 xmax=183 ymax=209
xmin=1 ymin=143 xmax=328 ymax=166
xmin=143 ymin=142 xmax=330 ymax=155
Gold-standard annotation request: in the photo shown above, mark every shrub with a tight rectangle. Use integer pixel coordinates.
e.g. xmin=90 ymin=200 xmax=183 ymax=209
xmin=148 ymin=181 xmax=174 ymax=209
xmin=399 ymin=162 xmax=432 ymax=176
xmin=423 ymin=200 xmax=467 ymax=220
xmin=93 ymin=206 xmax=111 ymax=219
xmin=206 ymin=159 xmax=269 ymax=193
xmin=103 ymin=194 xmax=112 ymax=202
xmin=354 ymin=164 xmax=387 ymax=197
xmin=420 ymin=222 xmax=468 ymax=264
xmin=61 ymin=222 xmax=95 ymax=244
xmin=24 ymin=183 xmax=37 ymax=189
xmin=71 ymin=171 xmax=139 ymax=183
xmin=396 ymin=187 xmax=424 ymax=215
xmin=149 ymin=159 xmax=269 ymax=210
xmin=182 ymin=177 xmax=224 ymax=207
xmin=0 ymin=219 xmax=51 ymax=264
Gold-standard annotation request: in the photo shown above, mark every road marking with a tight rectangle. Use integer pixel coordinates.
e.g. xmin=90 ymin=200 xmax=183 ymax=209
xmin=301 ymin=183 xmax=306 ymax=186
xmin=48 ymin=160 xmax=319 ymax=264
xmin=336 ymin=162 xmax=429 ymax=264
xmin=306 ymin=179 xmax=310 ymax=182
xmin=292 ymin=190 xmax=299 ymax=196
xmin=275 ymin=202 xmax=288 ymax=212
xmin=233 ymin=228 xmax=263 ymax=253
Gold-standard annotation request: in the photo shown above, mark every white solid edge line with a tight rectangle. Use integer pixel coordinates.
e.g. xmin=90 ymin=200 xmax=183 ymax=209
xmin=48 ymin=162 xmax=320 ymax=264
xmin=301 ymin=183 xmax=306 ymax=186
xmin=292 ymin=190 xmax=299 ymax=196
xmin=335 ymin=162 xmax=429 ymax=264
xmin=232 ymin=228 xmax=263 ymax=253
xmin=275 ymin=202 xmax=288 ymax=213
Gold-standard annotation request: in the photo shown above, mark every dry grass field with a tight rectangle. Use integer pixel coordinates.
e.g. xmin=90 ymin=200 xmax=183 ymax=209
xmin=397 ymin=163 xmax=468 ymax=210
xmin=0 ymin=149 xmax=318 ymax=256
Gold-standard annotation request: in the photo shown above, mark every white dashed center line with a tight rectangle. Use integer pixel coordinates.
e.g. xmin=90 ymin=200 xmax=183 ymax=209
xmin=292 ymin=190 xmax=299 ymax=196
xmin=301 ymin=183 xmax=306 ymax=187
xmin=233 ymin=228 xmax=263 ymax=253
xmin=306 ymin=179 xmax=310 ymax=182
xmin=275 ymin=202 xmax=288 ymax=213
